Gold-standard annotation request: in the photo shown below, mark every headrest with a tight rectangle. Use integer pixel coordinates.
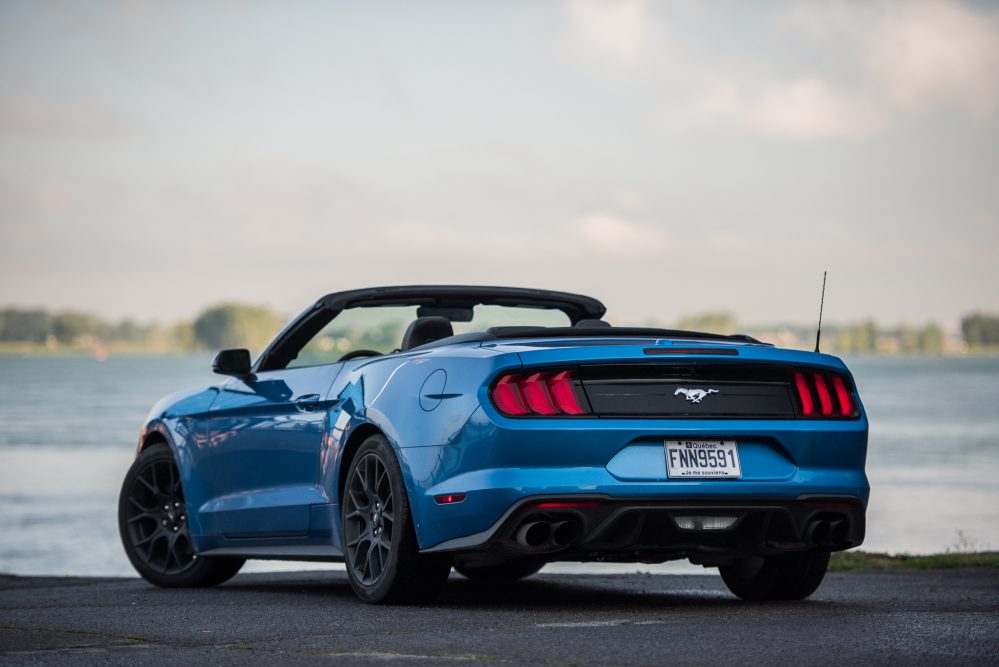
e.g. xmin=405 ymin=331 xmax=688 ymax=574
xmin=401 ymin=316 xmax=454 ymax=351
xmin=574 ymin=319 xmax=611 ymax=328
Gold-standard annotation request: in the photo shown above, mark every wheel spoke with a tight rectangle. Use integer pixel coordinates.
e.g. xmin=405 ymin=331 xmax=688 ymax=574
xmin=346 ymin=529 xmax=370 ymax=548
xmin=167 ymin=463 xmax=181 ymax=499
xmin=136 ymin=474 xmax=158 ymax=496
xmin=163 ymin=543 xmax=175 ymax=571
xmin=134 ymin=530 xmax=161 ymax=547
xmin=366 ymin=539 xmax=379 ymax=580
xmin=128 ymin=496 xmax=155 ymax=512
xmin=356 ymin=459 xmax=368 ymax=493
xmin=363 ymin=456 xmax=374 ymax=500
xmin=167 ymin=535 xmax=185 ymax=572
xmin=352 ymin=544 xmax=367 ymax=573
xmin=348 ymin=487 xmax=368 ymax=511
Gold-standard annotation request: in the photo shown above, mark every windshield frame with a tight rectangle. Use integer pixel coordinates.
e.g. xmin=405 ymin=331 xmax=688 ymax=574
xmin=253 ymin=285 xmax=605 ymax=372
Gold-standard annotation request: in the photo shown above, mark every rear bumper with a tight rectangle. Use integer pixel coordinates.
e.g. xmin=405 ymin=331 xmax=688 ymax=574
xmin=399 ymin=406 xmax=869 ymax=552
xmin=424 ymin=494 xmax=866 ymax=566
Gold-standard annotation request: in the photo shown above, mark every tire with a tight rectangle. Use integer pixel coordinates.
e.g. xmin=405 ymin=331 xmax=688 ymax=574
xmin=118 ymin=444 xmax=244 ymax=588
xmin=719 ymin=550 xmax=830 ymax=601
xmin=455 ymin=558 xmax=545 ymax=582
xmin=342 ymin=434 xmax=452 ymax=604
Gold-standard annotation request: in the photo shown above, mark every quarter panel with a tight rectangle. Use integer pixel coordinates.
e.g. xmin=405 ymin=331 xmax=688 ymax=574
xmin=320 ymin=344 xmax=517 ymax=549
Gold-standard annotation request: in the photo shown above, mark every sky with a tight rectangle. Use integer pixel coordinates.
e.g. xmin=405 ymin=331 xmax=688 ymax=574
xmin=1 ymin=0 xmax=997 ymax=327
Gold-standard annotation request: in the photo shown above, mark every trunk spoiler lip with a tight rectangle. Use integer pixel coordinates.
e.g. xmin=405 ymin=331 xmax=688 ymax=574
xmin=410 ymin=328 xmax=768 ymax=353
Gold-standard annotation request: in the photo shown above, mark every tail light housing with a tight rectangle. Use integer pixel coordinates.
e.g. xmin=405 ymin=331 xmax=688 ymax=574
xmin=792 ymin=370 xmax=858 ymax=419
xmin=490 ymin=369 xmax=591 ymax=417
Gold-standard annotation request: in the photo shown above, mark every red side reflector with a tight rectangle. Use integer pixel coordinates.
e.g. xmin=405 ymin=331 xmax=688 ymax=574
xmin=546 ymin=371 xmax=586 ymax=415
xmin=519 ymin=372 xmax=558 ymax=415
xmin=535 ymin=501 xmax=599 ymax=509
xmin=434 ymin=493 xmax=466 ymax=505
xmin=491 ymin=374 xmax=529 ymax=416
xmin=831 ymin=375 xmax=853 ymax=417
xmin=794 ymin=371 xmax=814 ymax=416
xmin=813 ymin=373 xmax=833 ymax=416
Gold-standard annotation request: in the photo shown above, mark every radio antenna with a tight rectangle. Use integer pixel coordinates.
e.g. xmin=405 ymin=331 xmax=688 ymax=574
xmin=814 ymin=271 xmax=827 ymax=353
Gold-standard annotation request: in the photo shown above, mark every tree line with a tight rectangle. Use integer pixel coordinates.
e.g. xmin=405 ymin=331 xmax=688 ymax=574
xmin=0 ymin=304 xmax=283 ymax=353
xmin=668 ymin=311 xmax=998 ymax=354
xmin=961 ymin=313 xmax=999 ymax=349
xmin=1 ymin=305 xmax=999 ymax=354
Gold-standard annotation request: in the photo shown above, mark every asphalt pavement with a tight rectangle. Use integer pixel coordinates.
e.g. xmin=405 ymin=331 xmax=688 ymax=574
xmin=2 ymin=568 xmax=997 ymax=665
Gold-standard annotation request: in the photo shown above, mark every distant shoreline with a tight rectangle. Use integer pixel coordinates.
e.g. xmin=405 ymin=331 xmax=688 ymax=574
xmin=4 ymin=346 xmax=999 ymax=359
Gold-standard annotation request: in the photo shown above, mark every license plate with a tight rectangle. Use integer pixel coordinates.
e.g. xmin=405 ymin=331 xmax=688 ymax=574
xmin=665 ymin=440 xmax=741 ymax=479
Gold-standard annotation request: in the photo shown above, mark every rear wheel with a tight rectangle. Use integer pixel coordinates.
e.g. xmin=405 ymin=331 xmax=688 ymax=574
xmin=455 ymin=558 xmax=545 ymax=582
xmin=118 ymin=444 xmax=244 ymax=587
xmin=719 ymin=550 xmax=830 ymax=601
xmin=342 ymin=435 xmax=451 ymax=604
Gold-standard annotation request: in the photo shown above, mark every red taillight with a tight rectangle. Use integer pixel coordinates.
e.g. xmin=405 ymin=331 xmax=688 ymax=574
xmin=519 ymin=372 xmax=559 ymax=415
xmin=546 ymin=371 xmax=587 ymax=415
xmin=795 ymin=370 xmax=857 ymax=418
xmin=813 ymin=373 xmax=833 ymax=416
xmin=794 ymin=371 xmax=814 ymax=416
xmin=490 ymin=369 xmax=590 ymax=417
xmin=491 ymin=374 xmax=529 ymax=415
xmin=832 ymin=375 xmax=853 ymax=417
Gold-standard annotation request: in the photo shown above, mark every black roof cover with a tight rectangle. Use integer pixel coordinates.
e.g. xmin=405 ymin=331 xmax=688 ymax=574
xmin=316 ymin=285 xmax=606 ymax=324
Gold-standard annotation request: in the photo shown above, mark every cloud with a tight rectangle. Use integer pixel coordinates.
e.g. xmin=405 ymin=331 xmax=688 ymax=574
xmin=865 ymin=1 xmax=999 ymax=117
xmin=559 ymin=0 xmax=999 ymax=140
xmin=787 ymin=0 xmax=999 ymax=117
xmin=559 ymin=0 xmax=664 ymax=69
xmin=575 ymin=213 xmax=668 ymax=256
xmin=684 ymin=78 xmax=883 ymax=140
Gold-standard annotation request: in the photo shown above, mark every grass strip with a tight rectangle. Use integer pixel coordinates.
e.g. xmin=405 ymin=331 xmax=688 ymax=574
xmin=830 ymin=551 xmax=999 ymax=571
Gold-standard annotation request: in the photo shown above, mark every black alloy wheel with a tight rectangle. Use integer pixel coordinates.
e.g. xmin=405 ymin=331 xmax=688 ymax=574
xmin=342 ymin=435 xmax=451 ymax=604
xmin=122 ymin=454 xmax=194 ymax=575
xmin=118 ymin=444 xmax=244 ymax=587
xmin=719 ymin=550 xmax=830 ymax=601
xmin=344 ymin=451 xmax=395 ymax=585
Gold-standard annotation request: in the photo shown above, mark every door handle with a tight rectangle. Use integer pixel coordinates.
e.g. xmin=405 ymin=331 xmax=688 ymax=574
xmin=294 ymin=394 xmax=322 ymax=412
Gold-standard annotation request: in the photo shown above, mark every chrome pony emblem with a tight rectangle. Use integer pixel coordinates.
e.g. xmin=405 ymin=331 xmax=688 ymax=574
xmin=674 ymin=387 xmax=719 ymax=404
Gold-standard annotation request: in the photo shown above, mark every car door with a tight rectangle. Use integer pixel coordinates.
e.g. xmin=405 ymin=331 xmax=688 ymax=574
xmin=200 ymin=363 xmax=342 ymax=539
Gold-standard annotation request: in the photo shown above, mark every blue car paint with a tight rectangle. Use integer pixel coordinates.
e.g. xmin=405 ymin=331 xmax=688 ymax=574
xmin=199 ymin=363 xmax=342 ymax=539
xmin=136 ymin=337 xmax=869 ymax=557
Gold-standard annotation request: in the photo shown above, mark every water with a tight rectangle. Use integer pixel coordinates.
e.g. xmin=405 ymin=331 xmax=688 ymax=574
xmin=1 ymin=355 xmax=997 ymax=577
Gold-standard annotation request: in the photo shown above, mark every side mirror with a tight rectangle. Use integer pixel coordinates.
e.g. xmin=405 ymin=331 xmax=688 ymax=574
xmin=212 ymin=349 xmax=252 ymax=376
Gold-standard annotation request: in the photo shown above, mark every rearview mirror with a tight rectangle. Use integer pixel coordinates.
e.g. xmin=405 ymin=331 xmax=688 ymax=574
xmin=212 ymin=349 xmax=252 ymax=376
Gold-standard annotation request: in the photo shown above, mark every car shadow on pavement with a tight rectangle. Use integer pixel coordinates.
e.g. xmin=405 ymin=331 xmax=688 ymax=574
xmin=217 ymin=572 xmax=840 ymax=612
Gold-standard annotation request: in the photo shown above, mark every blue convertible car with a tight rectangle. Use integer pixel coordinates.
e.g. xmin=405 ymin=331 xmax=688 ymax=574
xmin=119 ymin=286 xmax=868 ymax=603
